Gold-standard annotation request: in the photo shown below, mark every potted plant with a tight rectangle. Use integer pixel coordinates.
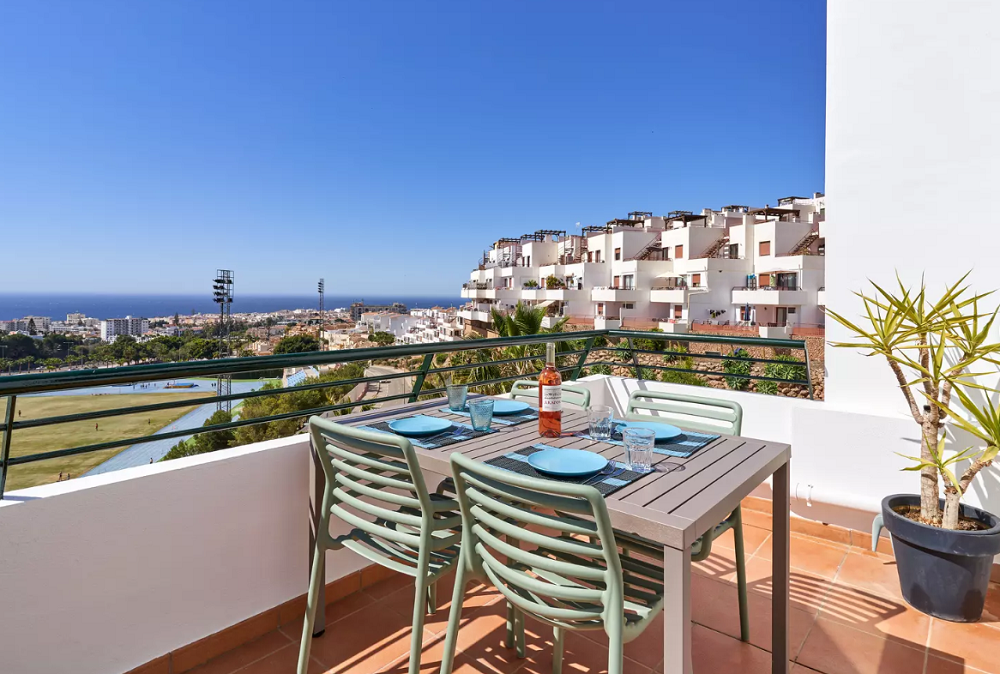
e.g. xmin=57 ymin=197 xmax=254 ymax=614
xmin=523 ymin=279 xmax=539 ymax=289
xmin=827 ymin=275 xmax=1000 ymax=621
xmin=545 ymin=275 xmax=565 ymax=290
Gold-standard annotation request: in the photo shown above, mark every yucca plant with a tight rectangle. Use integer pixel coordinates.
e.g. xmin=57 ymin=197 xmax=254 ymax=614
xmin=826 ymin=274 xmax=1000 ymax=529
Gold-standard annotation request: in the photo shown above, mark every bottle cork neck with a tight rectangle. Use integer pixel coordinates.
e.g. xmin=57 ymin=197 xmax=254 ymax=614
xmin=545 ymin=342 xmax=556 ymax=365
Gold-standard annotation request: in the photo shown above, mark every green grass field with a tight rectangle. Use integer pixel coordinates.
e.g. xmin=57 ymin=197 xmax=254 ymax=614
xmin=4 ymin=392 xmax=213 ymax=492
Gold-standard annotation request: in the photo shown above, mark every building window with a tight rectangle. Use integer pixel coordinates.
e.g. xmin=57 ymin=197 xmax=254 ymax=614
xmin=612 ymin=276 xmax=620 ymax=289
xmin=759 ymin=241 xmax=771 ymax=256
xmin=595 ymin=251 xmax=601 ymax=263
xmin=691 ymin=273 xmax=701 ymax=287
xmin=623 ymin=303 xmax=635 ymax=310
xmin=614 ymin=247 xmax=621 ymax=261
xmin=597 ymin=302 xmax=605 ymax=316
xmin=728 ymin=243 xmax=739 ymax=259
xmin=526 ymin=255 xmax=531 ymax=266
xmin=587 ymin=251 xmax=593 ymax=263
xmin=674 ymin=305 xmax=683 ymax=319
xmin=623 ymin=275 xmax=635 ymax=290
xmin=674 ymin=244 xmax=684 ymax=259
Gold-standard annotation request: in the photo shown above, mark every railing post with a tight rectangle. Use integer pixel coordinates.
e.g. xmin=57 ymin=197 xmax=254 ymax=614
xmin=0 ymin=395 xmax=17 ymax=499
xmin=308 ymin=434 xmax=326 ymax=637
xmin=570 ymin=337 xmax=595 ymax=381
xmin=626 ymin=337 xmax=641 ymax=379
xmin=408 ymin=353 xmax=435 ymax=403
xmin=803 ymin=343 xmax=815 ymax=400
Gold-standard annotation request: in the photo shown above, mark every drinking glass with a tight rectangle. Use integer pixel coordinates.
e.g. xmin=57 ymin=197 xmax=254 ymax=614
xmin=623 ymin=427 xmax=655 ymax=473
xmin=467 ymin=399 xmax=495 ymax=432
xmin=447 ymin=384 xmax=468 ymax=412
xmin=587 ymin=405 xmax=615 ymax=441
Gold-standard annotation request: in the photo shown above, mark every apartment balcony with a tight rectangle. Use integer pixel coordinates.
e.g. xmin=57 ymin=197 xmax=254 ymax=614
xmin=657 ymin=319 xmax=690 ymax=333
xmin=542 ymin=287 xmax=585 ymax=301
xmin=1 ymin=340 xmax=997 ymax=674
xmin=732 ymin=287 xmax=809 ymax=306
xmin=457 ymin=308 xmax=490 ymax=323
xmin=591 ymin=286 xmax=641 ymax=302
xmin=650 ymin=287 xmax=688 ymax=303
xmin=519 ymin=288 xmax=542 ymax=300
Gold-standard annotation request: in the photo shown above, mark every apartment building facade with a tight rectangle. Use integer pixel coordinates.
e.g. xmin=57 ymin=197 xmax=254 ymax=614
xmin=100 ymin=316 xmax=150 ymax=342
xmin=398 ymin=307 xmax=462 ymax=345
xmin=459 ymin=195 xmax=825 ymax=337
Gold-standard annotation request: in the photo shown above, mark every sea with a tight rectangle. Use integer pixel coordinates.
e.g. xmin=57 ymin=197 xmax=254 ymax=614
xmin=0 ymin=293 xmax=463 ymax=321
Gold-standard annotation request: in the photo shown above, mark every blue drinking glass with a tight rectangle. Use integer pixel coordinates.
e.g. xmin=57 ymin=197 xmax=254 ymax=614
xmin=468 ymin=399 xmax=495 ymax=431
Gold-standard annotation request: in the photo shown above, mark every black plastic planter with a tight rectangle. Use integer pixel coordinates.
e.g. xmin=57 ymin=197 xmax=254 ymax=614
xmin=881 ymin=494 xmax=1000 ymax=622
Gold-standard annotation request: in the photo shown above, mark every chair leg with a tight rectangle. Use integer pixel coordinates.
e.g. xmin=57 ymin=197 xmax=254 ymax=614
xmin=427 ymin=581 xmax=438 ymax=615
xmin=514 ymin=607 xmax=525 ymax=658
xmin=506 ymin=602 xmax=516 ymax=649
xmin=606 ymin=622 xmax=624 ymax=674
xmin=552 ymin=626 xmax=564 ymax=674
xmin=732 ymin=506 xmax=750 ymax=643
xmin=439 ymin=561 xmax=468 ymax=674
xmin=297 ymin=541 xmax=325 ymax=674
xmin=408 ymin=565 xmax=430 ymax=674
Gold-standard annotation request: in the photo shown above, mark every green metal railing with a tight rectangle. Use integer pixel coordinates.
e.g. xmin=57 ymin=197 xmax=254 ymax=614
xmin=0 ymin=329 xmax=812 ymax=498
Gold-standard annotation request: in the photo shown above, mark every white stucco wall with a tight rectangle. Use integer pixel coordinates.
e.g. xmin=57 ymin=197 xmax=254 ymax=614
xmin=797 ymin=0 xmax=1000 ymax=527
xmin=0 ymin=435 xmax=368 ymax=674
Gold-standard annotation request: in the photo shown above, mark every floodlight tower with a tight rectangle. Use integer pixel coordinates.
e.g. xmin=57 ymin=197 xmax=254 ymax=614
xmin=317 ymin=278 xmax=325 ymax=348
xmin=213 ymin=270 xmax=234 ymax=411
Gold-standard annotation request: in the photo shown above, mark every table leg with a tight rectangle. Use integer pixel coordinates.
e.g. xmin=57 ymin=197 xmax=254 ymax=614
xmin=772 ymin=459 xmax=790 ymax=674
xmin=662 ymin=544 xmax=692 ymax=674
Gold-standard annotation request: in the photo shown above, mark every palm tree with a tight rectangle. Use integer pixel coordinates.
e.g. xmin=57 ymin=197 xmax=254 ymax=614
xmin=452 ymin=302 xmax=574 ymax=392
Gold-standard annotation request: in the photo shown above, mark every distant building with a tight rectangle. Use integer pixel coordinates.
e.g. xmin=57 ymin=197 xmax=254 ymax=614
xmin=349 ymin=301 xmax=407 ymax=321
xmin=100 ymin=316 xmax=150 ymax=342
xmin=0 ymin=316 xmax=52 ymax=333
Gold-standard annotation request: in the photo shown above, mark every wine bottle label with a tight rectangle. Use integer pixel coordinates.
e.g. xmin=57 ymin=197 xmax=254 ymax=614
xmin=541 ymin=385 xmax=562 ymax=412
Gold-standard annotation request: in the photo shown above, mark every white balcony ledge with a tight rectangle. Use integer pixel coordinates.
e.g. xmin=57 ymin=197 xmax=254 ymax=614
xmin=731 ymin=288 xmax=808 ymax=306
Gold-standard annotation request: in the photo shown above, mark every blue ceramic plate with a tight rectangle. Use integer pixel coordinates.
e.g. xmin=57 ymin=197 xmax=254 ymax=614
xmin=615 ymin=420 xmax=683 ymax=441
xmin=492 ymin=399 xmax=531 ymax=415
xmin=527 ymin=448 xmax=608 ymax=478
xmin=387 ymin=416 xmax=453 ymax=437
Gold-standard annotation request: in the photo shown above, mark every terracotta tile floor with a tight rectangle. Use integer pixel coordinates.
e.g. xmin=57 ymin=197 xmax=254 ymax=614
xmin=188 ymin=524 xmax=1000 ymax=674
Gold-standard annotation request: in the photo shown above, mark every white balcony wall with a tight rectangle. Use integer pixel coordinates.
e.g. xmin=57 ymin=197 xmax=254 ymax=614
xmin=0 ymin=436 xmax=399 ymax=674
xmin=521 ymin=240 xmax=559 ymax=267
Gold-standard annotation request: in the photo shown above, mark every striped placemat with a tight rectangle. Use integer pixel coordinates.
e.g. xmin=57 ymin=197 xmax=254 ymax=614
xmin=359 ymin=420 xmax=494 ymax=449
xmin=485 ymin=444 xmax=647 ymax=497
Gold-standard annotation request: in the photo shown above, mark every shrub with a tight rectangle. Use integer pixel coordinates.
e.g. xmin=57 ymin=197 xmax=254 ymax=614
xmin=639 ymin=367 xmax=658 ymax=381
xmin=756 ymin=355 xmax=808 ymax=396
xmin=663 ymin=342 xmax=689 ymax=363
xmin=661 ymin=356 xmax=709 ymax=387
xmin=635 ymin=328 xmax=666 ymax=352
xmin=722 ymin=348 xmax=752 ymax=391
xmin=585 ymin=364 xmax=613 ymax=376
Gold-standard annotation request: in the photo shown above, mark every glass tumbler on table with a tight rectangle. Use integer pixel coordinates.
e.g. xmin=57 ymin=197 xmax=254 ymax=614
xmin=587 ymin=405 xmax=615 ymax=441
xmin=447 ymin=384 xmax=468 ymax=412
xmin=467 ymin=399 xmax=494 ymax=432
xmin=623 ymin=427 xmax=655 ymax=473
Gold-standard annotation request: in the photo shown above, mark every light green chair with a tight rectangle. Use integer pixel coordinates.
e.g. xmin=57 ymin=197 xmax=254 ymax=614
xmin=298 ymin=417 xmax=462 ymax=674
xmin=624 ymin=389 xmax=749 ymax=642
xmin=439 ymin=453 xmax=665 ymax=674
xmin=510 ymin=380 xmax=591 ymax=409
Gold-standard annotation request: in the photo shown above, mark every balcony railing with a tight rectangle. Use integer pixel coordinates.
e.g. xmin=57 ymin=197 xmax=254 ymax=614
xmin=0 ymin=329 xmax=813 ymax=498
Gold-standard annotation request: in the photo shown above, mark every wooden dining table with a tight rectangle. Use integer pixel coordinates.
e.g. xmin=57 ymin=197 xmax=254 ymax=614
xmin=308 ymin=395 xmax=791 ymax=674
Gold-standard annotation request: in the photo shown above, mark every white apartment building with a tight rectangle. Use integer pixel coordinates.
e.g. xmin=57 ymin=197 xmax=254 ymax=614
xmin=459 ymin=195 xmax=825 ymax=337
xmin=357 ymin=312 xmax=420 ymax=339
xmin=100 ymin=316 xmax=150 ymax=342
xmin=398 ymin=307 xmax=462 ymax=345
xmin=0 ymin=316 xmax=53 ymax=333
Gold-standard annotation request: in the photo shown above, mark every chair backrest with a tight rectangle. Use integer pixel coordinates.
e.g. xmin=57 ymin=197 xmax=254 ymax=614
xmin=449 ymin=452 xmax=626 ymax=629
xmin=510 ymin=380 xmax=591 ymax=409
xmin=309 ymin=416 xmax=459 ymax=561
xmin=625 ymin=390 xmax=743 ymax=435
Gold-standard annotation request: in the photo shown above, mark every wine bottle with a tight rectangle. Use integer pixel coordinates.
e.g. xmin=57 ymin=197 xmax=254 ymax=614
xmin=538 ymin=342 xmax=562 ymax=437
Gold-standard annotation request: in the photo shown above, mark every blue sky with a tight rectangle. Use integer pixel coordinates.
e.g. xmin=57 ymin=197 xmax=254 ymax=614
xmin=0 ymin=0 xmax=826 ymax=296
